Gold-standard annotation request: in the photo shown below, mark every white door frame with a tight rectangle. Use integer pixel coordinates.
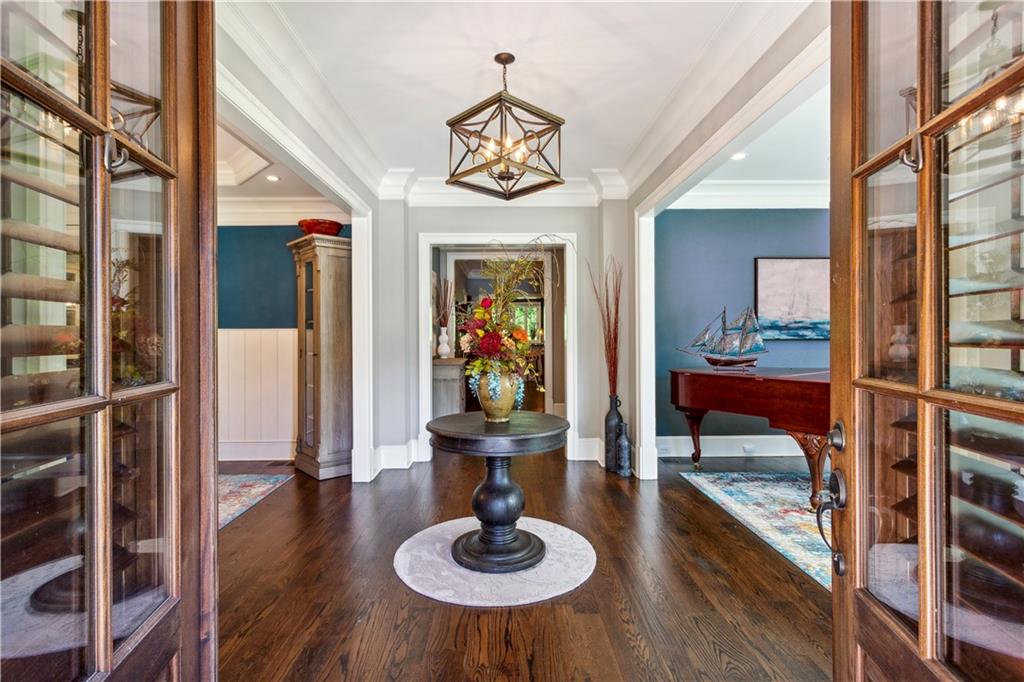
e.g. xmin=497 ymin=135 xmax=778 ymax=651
xmin=418 ymin=232 xmax=578 ymax=461
xmin=630 ymin=30 xmax=829 ymax=480
xmin=216 ymin=66 xmax=375 ymax=482
xmin=443 ymin=249 xmax=555 ymax=414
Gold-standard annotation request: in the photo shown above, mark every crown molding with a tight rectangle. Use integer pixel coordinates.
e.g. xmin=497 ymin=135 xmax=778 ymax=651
xmin=622 ymin=2 xmax=811 ymax=192
xmin=667 ymin=179 xmax=828 ymax=210
xmin=379 ymin=168 xmax=416 ymax=200
xmin=406 ymin=177 xmax=599 ymax=208
xmin=217 ymin=196 xmax=350 ymax=226
xmin=590 ymin=169 xmax=629 ymax=200
xmin=217 ymin=1 xmax=385 ymax=195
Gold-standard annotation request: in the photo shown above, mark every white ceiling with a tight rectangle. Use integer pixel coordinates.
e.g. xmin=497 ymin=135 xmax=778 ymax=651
xmin=668 ymin=62 xmax=830 ymax=210
xmin=273 ymin=1 xmax=806 ymax=182
xmin=215 ymin=125 xmax=351 ymax=225
xmin=699 ymin=82 xmax=829 ymax=183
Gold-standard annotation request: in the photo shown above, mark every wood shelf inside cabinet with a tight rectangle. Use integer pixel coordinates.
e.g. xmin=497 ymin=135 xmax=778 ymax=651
xmin=947 ymin=222 xmax=1024 ymax=252
xmin=892 ymin=494 xmax=918 ymax=521
xmin=890 ymin=456 xmax=918 ymax=477
xmin=890 ymin=414 xmax=917 ymax=434
xmin=1 ymin=219 xmax=81 ymax=253
xmin=954 ymin=544 xmax=1024 ymax=598
xmin=888 ymin=291 xmax=918 ymax=305
xmin=0 ymin=164 xmax=79 ymax=206
xmin=948 ymin=166 xmax=1024 ymax=205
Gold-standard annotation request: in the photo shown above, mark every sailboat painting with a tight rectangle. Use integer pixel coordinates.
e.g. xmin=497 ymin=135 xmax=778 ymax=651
xmin=680 ymin=307 xmax=767 ymax=368
xmin=754 ymin=258 xmax=830 ymax=340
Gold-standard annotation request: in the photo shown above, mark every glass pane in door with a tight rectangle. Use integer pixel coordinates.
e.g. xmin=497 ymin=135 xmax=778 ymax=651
xmin=111 ymin=162 xmax=165 ymax=389
xmin=303 ymin=260 xmax=315 ymax=449
xmin=863 ymin=391 xmax=919 ymax=634
xmin=112 ymin=399 xmax=169 ymax=648
xmin=1 ymin=415 xmax=91 ymax=680
xmin=941 ymin=2 xmax=1024 ymax=108
xmin=865 ymin=0 xmax=918 ymax=158
xmin=109 ymin=1 xmax=163 ymax=156
xmin=865 ymin=160 xmax=918 ymax=383
xmin=939 ymin=85 xmax=1024 ymax=402
xmin=0 ymin=0 xmax=88 ymax=107
xmin=1 ymin=90 xmax=89 ymax=409
xmin=939 ymin=408 xmax=1024 ymax=680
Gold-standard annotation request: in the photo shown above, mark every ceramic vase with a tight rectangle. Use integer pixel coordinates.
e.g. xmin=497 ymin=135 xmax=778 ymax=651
xmin=436 ymin=326 xmax=452 ymax=359
xmin=478 ymin=372 xmax=518 ymax=423
xmin=604 ymin=396 xmax=622 ymax=470
xmin=888 ymin=325 xmax=912 ymax=363
xmin=615 ymin=422 xmax=633 ymax=478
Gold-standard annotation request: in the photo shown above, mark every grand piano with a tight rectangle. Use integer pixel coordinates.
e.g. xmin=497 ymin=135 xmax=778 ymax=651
xmin=669 ymin=367 xmax=831 ymax=508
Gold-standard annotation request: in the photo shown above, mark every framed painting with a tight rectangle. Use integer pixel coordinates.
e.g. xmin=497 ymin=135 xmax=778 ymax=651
xmin=754 ymin=257 xmax=830 ymax=340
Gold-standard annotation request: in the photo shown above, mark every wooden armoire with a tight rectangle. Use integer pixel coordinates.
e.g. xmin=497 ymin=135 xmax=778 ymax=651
xmin=288 ymin=234 xmax=353 ymax=479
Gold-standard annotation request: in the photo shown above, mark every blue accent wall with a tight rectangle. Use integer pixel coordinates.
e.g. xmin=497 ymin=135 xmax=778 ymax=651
xmin=217 ymin=225 xmax=351 ymax=329
xmin=655 ymin=209 xmax=830 ymax=437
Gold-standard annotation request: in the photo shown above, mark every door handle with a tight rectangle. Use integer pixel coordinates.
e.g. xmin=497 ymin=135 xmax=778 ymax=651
xmin=816 ymin=469 xmax=847 ymax=576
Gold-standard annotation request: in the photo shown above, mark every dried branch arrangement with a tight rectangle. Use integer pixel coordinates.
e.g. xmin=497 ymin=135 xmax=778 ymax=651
xmin=435 ymin=278 xmax=454 ymax=327
xmin=589 ymin=257 xmax=623 ymax=396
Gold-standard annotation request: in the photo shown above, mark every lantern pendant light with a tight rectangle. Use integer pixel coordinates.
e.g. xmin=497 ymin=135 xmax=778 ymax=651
xmin=446 ymin=53 xmax=565 ymax=201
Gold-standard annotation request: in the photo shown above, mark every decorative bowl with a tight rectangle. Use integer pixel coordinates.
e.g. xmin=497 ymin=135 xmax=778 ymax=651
xmin=298 ymin=218 xmax=343 ymax=236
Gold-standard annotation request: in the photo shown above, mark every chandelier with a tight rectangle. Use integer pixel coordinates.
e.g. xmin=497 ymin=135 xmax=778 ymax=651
xmin=446 ymin=53 xmax=564 ymax=201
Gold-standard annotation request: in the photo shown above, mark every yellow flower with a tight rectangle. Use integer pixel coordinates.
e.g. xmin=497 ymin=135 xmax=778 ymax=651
xmin=476 ymin=329 xmax=485 ymax=338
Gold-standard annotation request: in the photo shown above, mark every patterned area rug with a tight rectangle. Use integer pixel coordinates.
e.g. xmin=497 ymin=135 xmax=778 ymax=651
xmin=218 ymin=474 xmax=293 ymax=529
xmin=679 ymin=471 xmax=832 ymax=590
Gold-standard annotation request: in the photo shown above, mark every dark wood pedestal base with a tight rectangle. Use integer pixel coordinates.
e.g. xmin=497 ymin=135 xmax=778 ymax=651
xmin=451 ymin=455 xmax=546 ymax=573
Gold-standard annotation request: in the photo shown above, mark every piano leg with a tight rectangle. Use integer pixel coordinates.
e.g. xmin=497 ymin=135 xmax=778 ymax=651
xmin=680 ymin=409 xmax=708 ymax=470
xmin=786 ymin=431 xmax=828 ymax=510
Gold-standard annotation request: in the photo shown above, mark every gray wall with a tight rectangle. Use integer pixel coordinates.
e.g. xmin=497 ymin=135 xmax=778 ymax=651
xmin=655 ymin=209 xmax=830 ymax=437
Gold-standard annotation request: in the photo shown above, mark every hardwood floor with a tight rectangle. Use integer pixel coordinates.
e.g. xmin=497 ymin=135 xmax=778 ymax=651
xmin=218 ymin=453 xmax=832 ymax=681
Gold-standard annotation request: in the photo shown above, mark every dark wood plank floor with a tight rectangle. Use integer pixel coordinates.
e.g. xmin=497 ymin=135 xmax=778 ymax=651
xmin=218 ymin=454 xmax=832 ymax=681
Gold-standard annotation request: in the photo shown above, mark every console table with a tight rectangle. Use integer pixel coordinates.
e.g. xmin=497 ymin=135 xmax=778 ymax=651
xmin=426 ymin=411 xmax=569 ymax=573
xmin=669 ymin=368 xmax=830 ymax=508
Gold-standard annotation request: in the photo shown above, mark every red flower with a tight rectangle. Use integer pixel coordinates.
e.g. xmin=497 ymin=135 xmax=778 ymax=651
xmin=479 ymin=331 xmax=502 ymax=355
xmin=481 ymin=297 xmax=493 ymax=309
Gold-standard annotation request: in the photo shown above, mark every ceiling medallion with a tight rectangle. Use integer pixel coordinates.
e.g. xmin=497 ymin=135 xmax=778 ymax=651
xmin=446 ymin=53 xmax=564 ymax=201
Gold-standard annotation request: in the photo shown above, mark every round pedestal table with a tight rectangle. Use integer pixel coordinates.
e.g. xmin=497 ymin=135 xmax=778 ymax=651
xmin=426 ymin=412 xmax=569 ymax=573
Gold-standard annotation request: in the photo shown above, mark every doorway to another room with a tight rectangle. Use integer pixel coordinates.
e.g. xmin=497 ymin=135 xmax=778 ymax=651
xmin=431 ymin=246 xmax=566 ymax=419
xmin=654 ymin=65 xmax=834 ymax=591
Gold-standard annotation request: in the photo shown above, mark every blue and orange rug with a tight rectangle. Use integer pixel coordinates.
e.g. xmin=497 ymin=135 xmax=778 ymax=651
xmin=680 ymin=471 xmax=832 ymax=590
xmin=218 ymin=474 xmax=293 ymax=529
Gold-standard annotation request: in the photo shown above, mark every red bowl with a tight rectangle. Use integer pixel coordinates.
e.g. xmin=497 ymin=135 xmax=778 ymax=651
xmin=298 ymin=218 xmax=343 ymax=236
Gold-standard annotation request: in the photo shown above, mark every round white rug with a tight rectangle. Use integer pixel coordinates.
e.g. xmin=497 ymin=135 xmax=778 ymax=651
xmin=394 ymin=516 xmax=596 ymax=607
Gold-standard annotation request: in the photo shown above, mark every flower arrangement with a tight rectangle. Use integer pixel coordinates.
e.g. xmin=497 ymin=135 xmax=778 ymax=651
xmin=457 ymin=253 xmax=545 ymax=411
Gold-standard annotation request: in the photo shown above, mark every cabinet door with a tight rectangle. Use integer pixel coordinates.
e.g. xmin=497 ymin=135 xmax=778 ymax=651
xmin=1 ymin=2 xmax=216 ymax=680
xmin=831 ymin=2 xmax=1024 ymax=680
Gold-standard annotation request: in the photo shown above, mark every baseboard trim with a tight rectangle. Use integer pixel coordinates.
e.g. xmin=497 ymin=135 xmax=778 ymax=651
xmin=377 ymin=440 xmax=417 ymax=469
xmin=218 ymin=440 xmax=294 ymax=461
xmin=572 ymin=437 xmax=604 ymax=464
xmin=656 ymin=434 xmax=803 ymax=458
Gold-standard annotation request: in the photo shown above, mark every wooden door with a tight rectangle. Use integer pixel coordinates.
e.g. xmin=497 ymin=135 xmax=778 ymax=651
xmin=0 ymin=2 xmax=216 ymax=680
xmin=830 ymin=1 xmax=1024 ymax=679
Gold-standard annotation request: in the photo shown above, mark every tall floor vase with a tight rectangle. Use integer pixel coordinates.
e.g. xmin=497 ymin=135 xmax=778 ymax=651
xmin=604 ymin=395 xmax=622 ymax=470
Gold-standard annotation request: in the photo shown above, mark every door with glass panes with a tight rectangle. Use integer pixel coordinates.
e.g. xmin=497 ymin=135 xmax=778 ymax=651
xmin=828 ymin=1 xmax=1024 ymax=680
xmin=1 ymin=2 xmax=215 ymax=680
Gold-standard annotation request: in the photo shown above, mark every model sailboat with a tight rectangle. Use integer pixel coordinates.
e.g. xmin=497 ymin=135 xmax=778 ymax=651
xmin=679 ymin=307 xmax=767 ymax=368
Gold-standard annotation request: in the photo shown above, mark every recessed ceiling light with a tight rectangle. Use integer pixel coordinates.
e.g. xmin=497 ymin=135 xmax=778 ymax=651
xmin=265 ymin=174 xmax=280 ymax=182
xmin=731 ymin=152 xmax=747 ymax=161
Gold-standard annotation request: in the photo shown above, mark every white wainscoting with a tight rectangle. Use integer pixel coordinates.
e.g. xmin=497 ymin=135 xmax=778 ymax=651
xmin=217 ymin=328 xmax=297 ymax=461
xmin=656 ymin=434 xmax=803 ymax=458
